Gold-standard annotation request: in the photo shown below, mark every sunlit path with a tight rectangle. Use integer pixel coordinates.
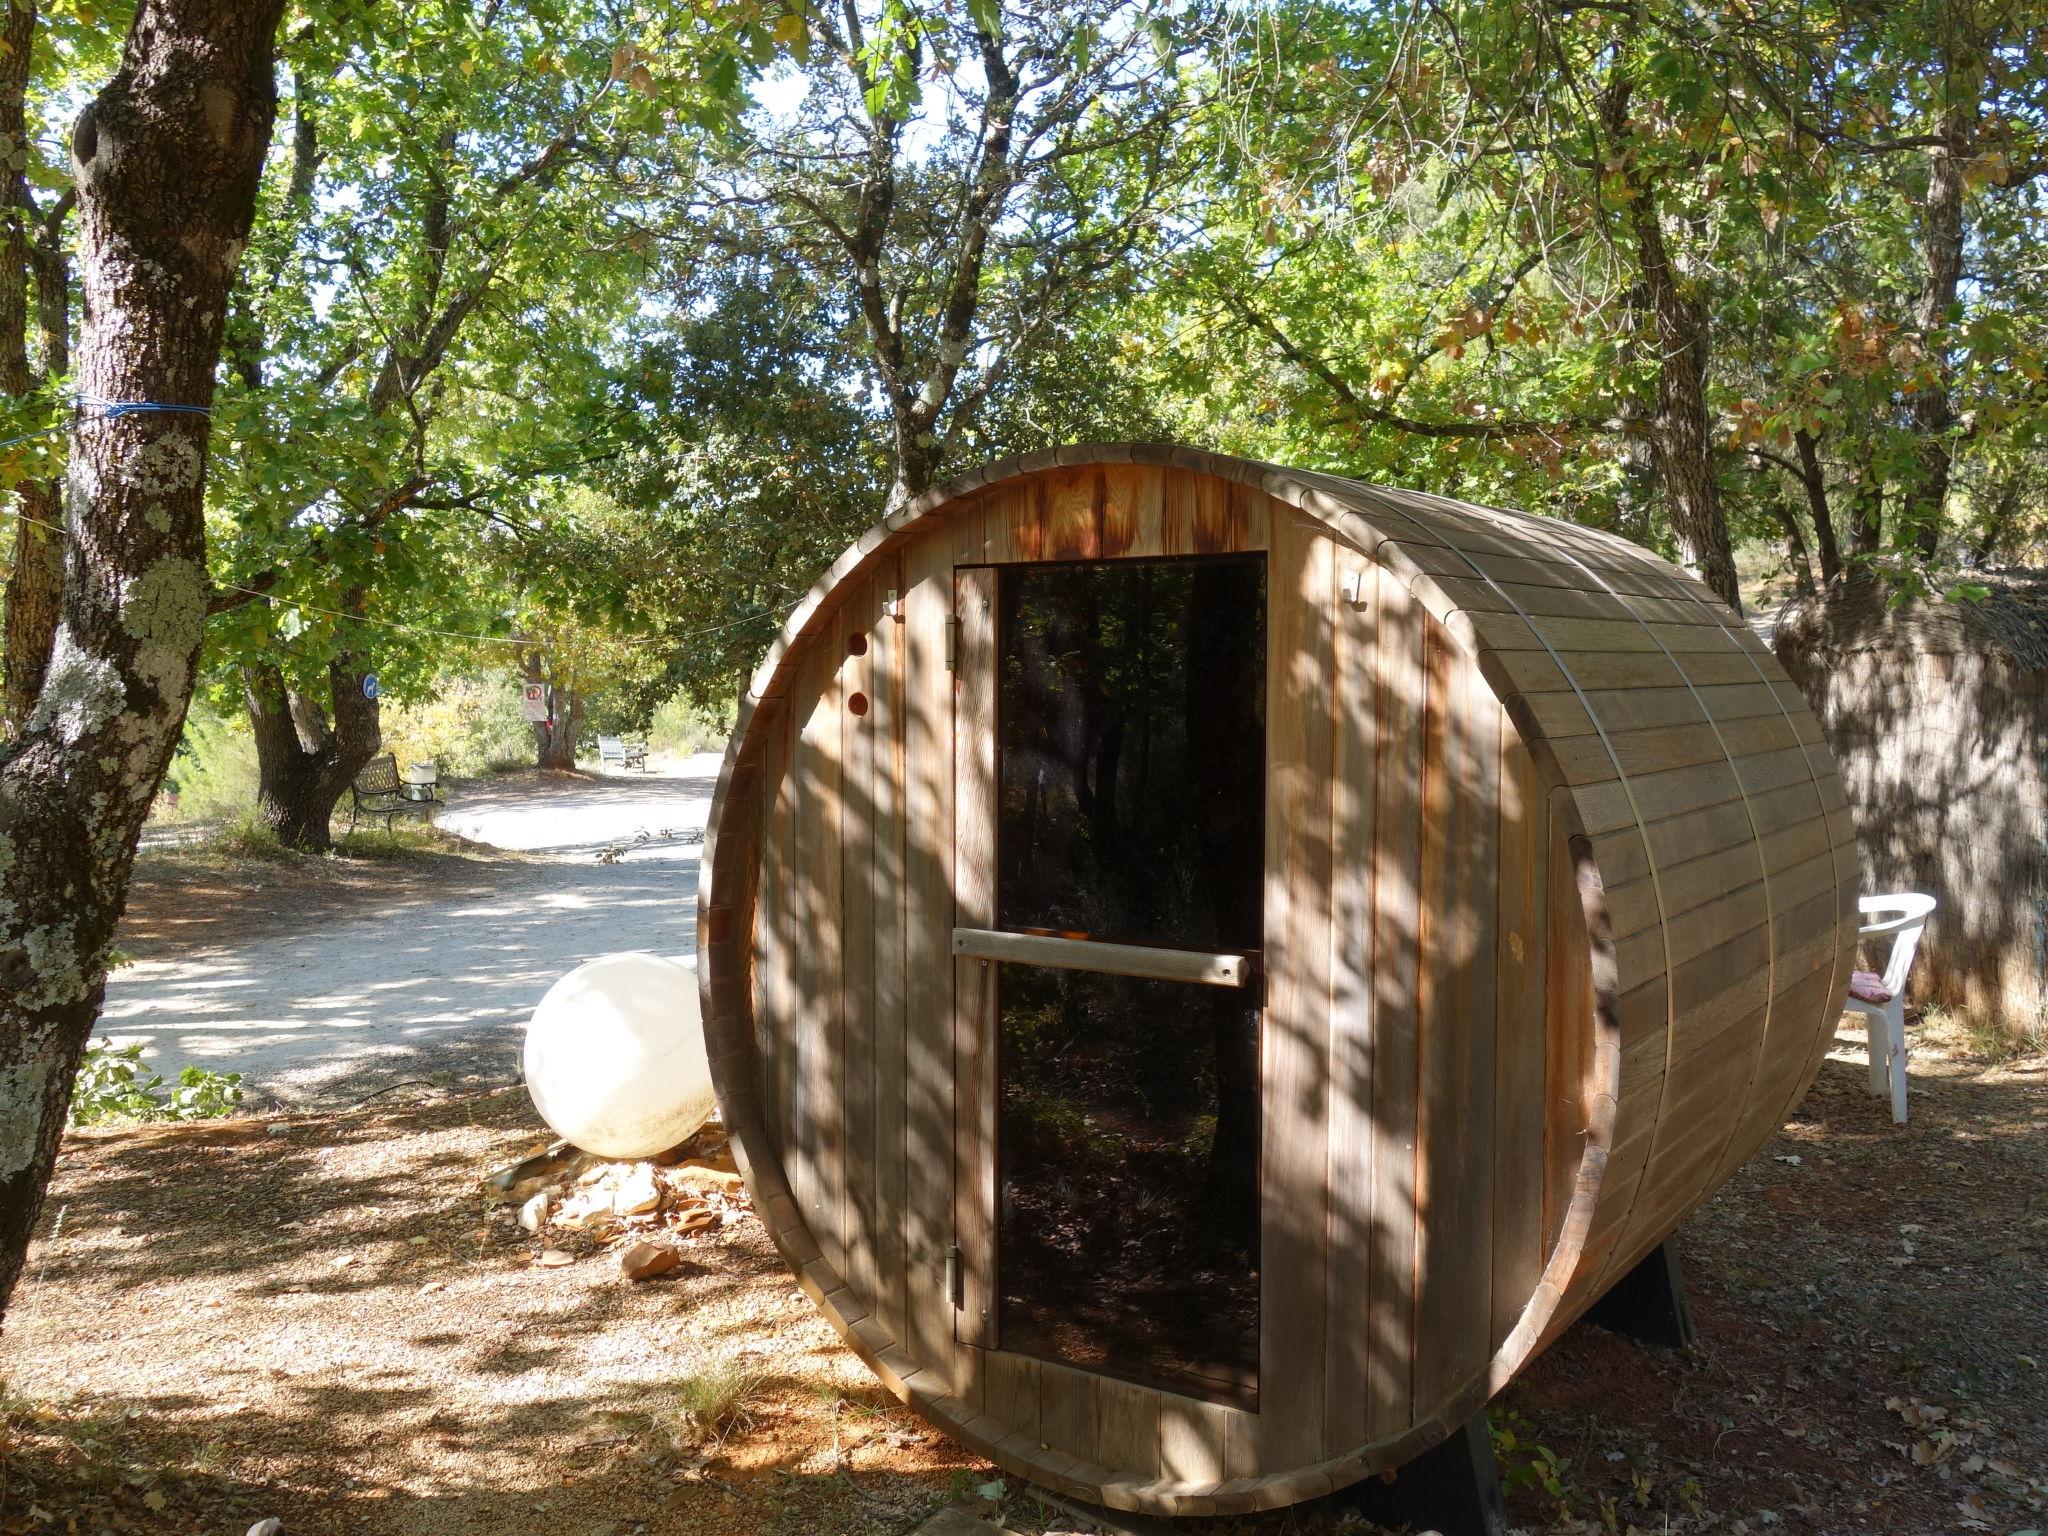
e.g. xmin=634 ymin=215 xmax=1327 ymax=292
xmin=102 ymin=754 xmax=722 ymax=1107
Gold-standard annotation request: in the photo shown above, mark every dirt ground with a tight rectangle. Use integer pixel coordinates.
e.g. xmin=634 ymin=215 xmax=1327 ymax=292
xmin=5 ymin=1013 xmax=2042 ymax=1536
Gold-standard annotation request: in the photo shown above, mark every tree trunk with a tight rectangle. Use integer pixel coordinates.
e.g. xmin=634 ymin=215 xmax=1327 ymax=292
xmin=0 ymin=0 xmax=62 ymax=736
xmin=245 ymin=653 xmax=383 ymax=851
xmin=1768 ymin=498 xmax=1817 ymax=596
xmin=1851 ymin=469 xmax=1885 ymax=556
xmin=1904 ymin=105 xmax=1971 ymax=559
xmin=0 ymin=0 xmax=287 ymax=1326
xmin=1792 ymin=429 xmax=1843 ymax=583
xmin=2 ymin=485 xmax=63 ymax=730
xmin=1630 ymin=192 xmax=1741 ymax=612
xmin=533 ymin=686 xmax=582 ymax=770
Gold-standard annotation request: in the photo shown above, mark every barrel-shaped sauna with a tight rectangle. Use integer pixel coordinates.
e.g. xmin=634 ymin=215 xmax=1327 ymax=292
xmin=697 ymin=445 xmax=1859 ymax=1516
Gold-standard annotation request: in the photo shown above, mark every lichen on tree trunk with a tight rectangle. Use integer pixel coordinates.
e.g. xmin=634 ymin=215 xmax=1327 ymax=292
xmin=0 ymin=0 xmax=288 ymax=1326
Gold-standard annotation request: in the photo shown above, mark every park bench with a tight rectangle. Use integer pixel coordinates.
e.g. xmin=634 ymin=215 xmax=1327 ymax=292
xmin=349 ymin=754 xmax=443 ymax=833
xmin=597 ymin=735 xmax=649 ymax=772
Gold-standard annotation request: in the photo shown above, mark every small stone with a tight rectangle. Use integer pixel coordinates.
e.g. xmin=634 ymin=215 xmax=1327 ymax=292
xmin=264 ymin=1124 xmax=291 ymax=1137
xmin=612 ymin=1166 xmax=661 ymax=1217
xmin=618 ymin=1241 xmax=680 ymax=1281
xmin=248 ymin=1520 xmax=284 ymax=1536
xmin=518 ymin=1191 xmax=553 ymax=1233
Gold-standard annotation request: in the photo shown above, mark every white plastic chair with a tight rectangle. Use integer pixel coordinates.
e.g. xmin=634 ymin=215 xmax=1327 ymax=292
xmin=1844 ymin=892 xmax=1936 ymax=1125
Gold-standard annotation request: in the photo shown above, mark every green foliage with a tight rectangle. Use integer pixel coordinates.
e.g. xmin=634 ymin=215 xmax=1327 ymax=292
xmin=378 ymin=671 xmax=535 ymax=778
xmin=69 ymin=1041 xmax=244 ymax=1128
xmin=200 ymin=814 xmax=293 ymax=862
xmin=1493 ymin=1412 xmax=1575 ymax=1519
xmin=158 ymin=708 xmax=260 ymax=824
xmin=645 ymin=693 xmax=734 ymax=759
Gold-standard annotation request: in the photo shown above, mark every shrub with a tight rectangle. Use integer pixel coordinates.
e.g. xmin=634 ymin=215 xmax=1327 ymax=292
xmin=647 ymin=693 xmax=735 ymax=759
xmin=378 ymin=670 xmax=536 ymax=778
xmin=158 ymin=707 xmax=260 ymax=824
xmin=666 ymin=1365 xmax=768 ymax=1445
xmin=70 ymin=1040 xmax=244 ymax=1127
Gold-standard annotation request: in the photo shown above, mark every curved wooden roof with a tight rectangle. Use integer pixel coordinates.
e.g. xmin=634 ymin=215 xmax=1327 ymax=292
xmin=696 ymin=443 xmax=1859 ymax=1514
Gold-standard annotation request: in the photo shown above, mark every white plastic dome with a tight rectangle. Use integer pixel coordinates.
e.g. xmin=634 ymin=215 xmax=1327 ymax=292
xmin=523 ymin=952 xmax=714 ymax=1159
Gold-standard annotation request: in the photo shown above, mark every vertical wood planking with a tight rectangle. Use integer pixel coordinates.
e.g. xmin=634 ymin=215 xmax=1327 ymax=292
xmin=1099 ymin=464 xmax=1148 ymax=556
xmin=1323 ymin=541 xmax=1379 ymax=1449
xmin=1365 ymin=562 xmax=1426 ymax=1440
xmin=1038 ymin=1359 xmax=1100 ymax=1470
xmin=1043 ymin=467 xmax=1102 ymax=559
xmin=1412 ymin=635 xmax=1499 ymax=1414
xmin=1095 ymin=1377 xmax=1161 ymax=1482
xmin=985 ymin=478 xmax=1043 ymax=564
xmin=1259 ymin=512 xmax=1335 ymax=1464
xmin=952 ymin=566 xmax=999 ymax=1392
xmin=1491 ymin=724 xmax=1548 ymax=1352
xmin=754 ymin=704 xmax=796 ymax=1158
xmin=792 ymin=614 xmax=847 ymax=1274
xmin=842 ymin=579 xmax=880 ymax=1315
xmin=902 ymin=531 xmax=958 ymax=1394
xmin=1542 ymin=804 xmax=1595 ymax=1262
xmin=870 ymin=553 xmax=910 ymax=1348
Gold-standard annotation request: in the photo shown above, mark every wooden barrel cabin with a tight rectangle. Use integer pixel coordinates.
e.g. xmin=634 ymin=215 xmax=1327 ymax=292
xmin=696 ymin=445 xmax=1859 ymax=1515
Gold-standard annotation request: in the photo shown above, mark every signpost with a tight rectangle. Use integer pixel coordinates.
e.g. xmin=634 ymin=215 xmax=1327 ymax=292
xmin=521 ymin=683 xmax=549 ymax=723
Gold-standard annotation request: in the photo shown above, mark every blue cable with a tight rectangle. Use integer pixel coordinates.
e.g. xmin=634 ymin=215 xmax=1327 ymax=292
xmin=75 ymin=394 xmax=214 ymax=419
xmin=0 ymin=396 xmax=215 ymax=457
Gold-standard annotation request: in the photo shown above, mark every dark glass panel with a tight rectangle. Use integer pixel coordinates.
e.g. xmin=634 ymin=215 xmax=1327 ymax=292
xmin=995 ymin=963 xmax=1261 ymax=1406
xmin=996 ymin=556 xmax=1266 ymax=951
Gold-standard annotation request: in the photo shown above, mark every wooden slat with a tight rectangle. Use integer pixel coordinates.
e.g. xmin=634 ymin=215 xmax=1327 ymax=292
xmin=1413 ymin=635 xmax=1499 ymax=1415
xmin=953 ymin=567 xmax=998 ymax=1377
xmin=949 ymin=928 xmax=1249 ymax=987
xmin=1322 ymin=545 xmax=1378 ymax=1450
xmin=1543 ymin=806 xmax=1595 ymax=1263
xmin=1095 ymin=1377 xmax=1161 ymax=1481
xmin=1106 ymin=464 xmax=1164 ymax=557
xmin=902 ymin=530 xmax=957 ymax=1394
xmin=1259 ymin=512 xmax=1335 ymax=1463
xmin=842 ymin=579 xmax=881 ymax=1322
xmin=1043 ymin=466 xmax=1102 ymax=560
xmin=753 ymin=705 xmax=794 ymax=1158
xmin=1157 ymin=1396 xmax=1228 ymax=1488
xmin=1038 ymin=1358 xmax=1100 ymax=1469
xmin=1365 ymin=562 xmax=1426 ymax=1442
xmin=797 ymin=614 xmax=848 ymax=1274
xmin=1491 ymin=724 xmax=1548 ymax=1352
xmin=870 ymin=552 xmax=910 ymax=1349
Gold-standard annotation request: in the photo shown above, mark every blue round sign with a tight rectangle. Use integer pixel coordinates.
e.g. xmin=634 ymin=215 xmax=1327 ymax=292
xmin=362 ymin=673 xmax=380 ymax=701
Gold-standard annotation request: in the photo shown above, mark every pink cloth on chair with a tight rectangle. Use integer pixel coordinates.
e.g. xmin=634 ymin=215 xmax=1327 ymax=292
xmin=1849 ymin=970 xmax=1892 ymax=1003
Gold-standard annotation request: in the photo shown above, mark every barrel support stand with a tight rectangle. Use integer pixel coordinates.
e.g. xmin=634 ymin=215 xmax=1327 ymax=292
xmin=1585 ymin=1238 xmax=1696 ymax=1351
xmin=1323 ymin=1416 xmax=1507 ymax=1536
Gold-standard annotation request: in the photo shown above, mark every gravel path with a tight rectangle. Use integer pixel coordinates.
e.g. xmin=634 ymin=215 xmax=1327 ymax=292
xmin=101 ymin=755 xmax=722 ymax=1108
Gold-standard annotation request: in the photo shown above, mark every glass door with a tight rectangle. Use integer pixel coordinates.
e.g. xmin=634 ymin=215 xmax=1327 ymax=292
xmin=956 ymin=554 xmax=1267 ymax=1408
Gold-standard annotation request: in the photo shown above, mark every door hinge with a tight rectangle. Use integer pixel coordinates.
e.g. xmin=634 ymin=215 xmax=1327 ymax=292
xmin=945 ymin=614 xmax=960 ymax=671
xmin=945 ymin=1243 xmax=963 ymax=1308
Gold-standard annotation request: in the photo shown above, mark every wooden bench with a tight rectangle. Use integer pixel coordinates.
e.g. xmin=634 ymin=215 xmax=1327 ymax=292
xmin=349 ymin=754 xmax=442 ymax=833
xmin=596 ymin=735 xmax=648 ymax=772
